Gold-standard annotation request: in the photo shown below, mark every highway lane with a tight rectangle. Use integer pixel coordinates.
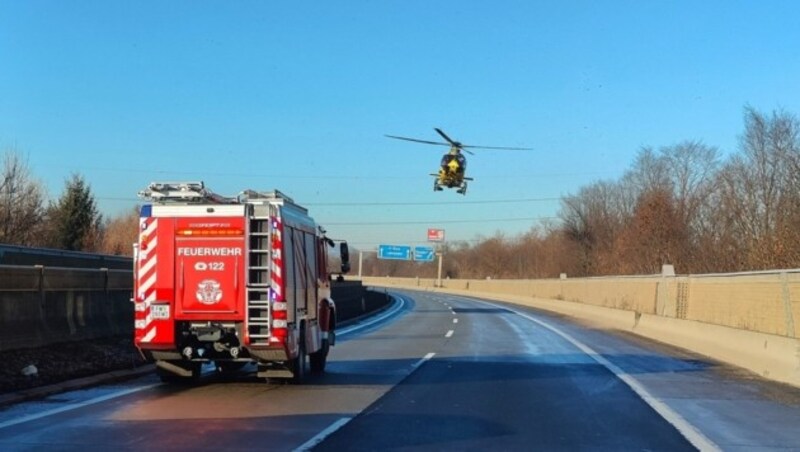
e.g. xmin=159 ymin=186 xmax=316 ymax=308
xmin=0 ymin=293 xmax=434 ymax=451
xmin=319 ymin=290 xmax=800 ymax=451
xmin=0 ymin=290 xmax=799 ymax=450
xmin=318 ymin=291 xmax=698 ymax=451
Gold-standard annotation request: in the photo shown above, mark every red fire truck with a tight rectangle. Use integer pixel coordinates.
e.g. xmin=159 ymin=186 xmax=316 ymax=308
xmin=133 ymin=182 xmax=349 ymax=382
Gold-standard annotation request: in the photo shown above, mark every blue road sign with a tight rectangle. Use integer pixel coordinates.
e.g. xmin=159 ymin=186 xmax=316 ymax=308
xmin=378 ymin=244 xmax=412 ymax=260
xmin=414 ymin=246 xmax=435 ymax=262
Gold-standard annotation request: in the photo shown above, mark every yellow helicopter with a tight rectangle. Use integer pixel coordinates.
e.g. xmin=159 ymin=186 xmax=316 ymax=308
xmin=385 ymin=128 xmax=531 ymax=195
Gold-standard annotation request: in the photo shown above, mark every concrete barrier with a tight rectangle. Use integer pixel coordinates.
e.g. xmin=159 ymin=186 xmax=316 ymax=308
xmin=0 ymin=266 xmax=133 ymax=352
xmin=331 ymin=280 xmax=392 ymax=325
xmin=362 ymin=274 xmax=800 ymax=388
xmin=0 ymin=267 xmax=388 ymax=352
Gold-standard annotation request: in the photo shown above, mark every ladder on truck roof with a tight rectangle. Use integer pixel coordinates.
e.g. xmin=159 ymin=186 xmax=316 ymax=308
xmin=239 ymin=189 xmax=296 ymax=204
xmin=138 ymin=181 xmax=236 ymax=204
xmin=239 ymin=189 xmax=308 ymax=214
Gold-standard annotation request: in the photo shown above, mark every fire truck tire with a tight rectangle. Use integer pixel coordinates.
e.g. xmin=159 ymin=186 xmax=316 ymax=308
xmin=309 ymin=338 xmax=329 ymax=374
xmin=289 ymin=328 xmax=308 ymax=383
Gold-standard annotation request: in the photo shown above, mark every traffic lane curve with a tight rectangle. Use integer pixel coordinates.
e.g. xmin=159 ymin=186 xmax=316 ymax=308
xmin=317 ymin=290 xmax=699 ymax=451
xmin=5 ymin=290 xmax=795 ymax=450
xmin=0 ymin=293 xmax=459 ymax=451
xmin=461 ymin=292 xmax=800 ymax=450
xmin=355 ymin=290 xmax=800 ymax=451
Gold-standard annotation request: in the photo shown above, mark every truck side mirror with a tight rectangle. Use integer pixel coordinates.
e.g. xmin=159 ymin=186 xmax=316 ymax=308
xmin=340 ymin=242 xmax=351 ymax=274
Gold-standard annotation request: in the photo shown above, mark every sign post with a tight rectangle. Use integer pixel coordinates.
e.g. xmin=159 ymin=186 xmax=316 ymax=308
xmin=427 ymin=229 xmax=445 ymax=287
xmin=437 ymin=252 xmax=443 ymax=288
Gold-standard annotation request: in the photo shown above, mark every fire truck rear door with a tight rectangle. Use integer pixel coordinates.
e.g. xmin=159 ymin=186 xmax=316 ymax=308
xmin=170 ymin=211 xmax=246 ymax=317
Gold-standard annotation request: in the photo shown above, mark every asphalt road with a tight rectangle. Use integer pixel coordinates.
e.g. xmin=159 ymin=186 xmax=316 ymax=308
xmin=0 ymin=289 xmax=799 ymax=451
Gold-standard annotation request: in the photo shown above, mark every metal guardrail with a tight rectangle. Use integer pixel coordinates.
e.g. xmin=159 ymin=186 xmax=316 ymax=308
xmin=0 ymin=244 xmax=132 ymax=270
xmin=686 ymin=268 xmax=800 ymax=278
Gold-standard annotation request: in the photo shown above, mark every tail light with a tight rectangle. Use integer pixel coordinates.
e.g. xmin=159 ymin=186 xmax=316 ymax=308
xmin=270 ymin=301 xmax=288 ymax=343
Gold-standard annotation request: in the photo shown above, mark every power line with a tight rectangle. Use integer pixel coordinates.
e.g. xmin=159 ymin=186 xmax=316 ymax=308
xmin=304 ymin=197 xmax=561 ymax=206
xmin=41 ymin=163 xmax=613 ymax=181
xmin=324 ymin=216 xmax=558 ymax=226
xmin=348 ymin=238 xmax=482 ymax=247
xmin=96 ymin=196 xmax=563 ymax=206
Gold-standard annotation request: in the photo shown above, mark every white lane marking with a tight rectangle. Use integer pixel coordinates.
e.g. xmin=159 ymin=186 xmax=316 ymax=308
xmin=294 ymin=416 xmax=353 ymax=451
xmin=478 ymin=299 xmax=721 ymax=452
xmin=453 ymin=318 xmax=458 ymax=324
xmin=412 ymin=352 xmax=436 ymax=369
xmin=0 ymin=384 xmax=161 ymax=430
xmin=445 ymin=330 xmax=454 ymax=338
xmin=337 ymin=295 xmax=406 ymax=336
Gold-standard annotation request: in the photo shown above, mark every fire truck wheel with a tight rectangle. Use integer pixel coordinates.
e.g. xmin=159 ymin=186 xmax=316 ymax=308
xmin=289 ymin=329 xmax=308 ymax=383
xmin=309 ymin=338 xmax=329 ymax=374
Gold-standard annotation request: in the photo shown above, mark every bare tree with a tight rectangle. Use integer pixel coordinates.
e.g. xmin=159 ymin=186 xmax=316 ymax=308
xmin=714 ymin=107 xmax=800 ymax=269
xmin=560 ymin=181 xmax=627 ymax=275
xmin=613 ymin=188 xmax=689 ymax=274
xmin=0 ymin=150 xmax=47 ymax=246
xmin=622 ymin=147 xmax=671 ymax=195
xmin=100 ymin=206 xmax=140 ymax=256
xmin=661 ymin=141 xmax=719 ymax=228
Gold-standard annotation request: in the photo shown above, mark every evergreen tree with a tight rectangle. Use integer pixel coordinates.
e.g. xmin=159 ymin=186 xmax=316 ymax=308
xmin=47 ymin=173 xmax=103 ymax=251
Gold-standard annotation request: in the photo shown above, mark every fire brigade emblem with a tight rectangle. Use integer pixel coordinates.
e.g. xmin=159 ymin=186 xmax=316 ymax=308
xmin=196 ymin=279 xmax=222 ymax=305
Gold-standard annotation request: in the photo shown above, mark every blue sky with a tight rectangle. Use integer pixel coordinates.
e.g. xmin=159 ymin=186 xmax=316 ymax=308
xmin=2 ymin=1 xmax=799 ymax=249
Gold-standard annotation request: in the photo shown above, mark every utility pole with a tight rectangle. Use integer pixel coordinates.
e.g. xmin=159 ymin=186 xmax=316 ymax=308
xmin=436 ymin=251 xmax=443 ymax=287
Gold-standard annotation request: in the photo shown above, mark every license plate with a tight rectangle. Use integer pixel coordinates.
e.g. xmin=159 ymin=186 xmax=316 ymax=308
xmin=151 ymin=304 xmax=170 ymax=319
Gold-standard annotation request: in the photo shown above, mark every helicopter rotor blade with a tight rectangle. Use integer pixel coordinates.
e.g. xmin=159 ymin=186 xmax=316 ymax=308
xmin=463 ymin=148 xmax=475 ymax=155
xmin=435 ymin=127 xmax=531 ymax=150
xmin=388 ymin=130 xmax=533 ymax=151
xmin=434 ymin=128 xmax=461 ymax=147
xmin=461 ymin=144 xmax=534 ymax=151
xmin=384 ymin=134 xmax=450 ymax=147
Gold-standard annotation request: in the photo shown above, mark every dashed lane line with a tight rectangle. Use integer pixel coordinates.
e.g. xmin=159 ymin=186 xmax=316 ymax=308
xmin=412 ymin=352 xmax=437 ymax=369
